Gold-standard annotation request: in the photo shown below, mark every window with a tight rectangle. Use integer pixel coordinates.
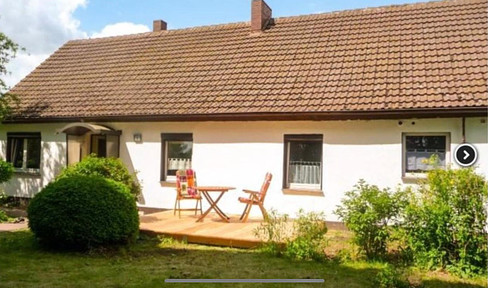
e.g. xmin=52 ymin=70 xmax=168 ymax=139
xmin=6 ymin=132 xmax=41 ymax=173
xmin=283 ymin=134 xmax=323 ymax=190
xmin=161 ymin=133 xmax=193 ymax=182
xmin=403 ymin=133 xmax=449 ymax=175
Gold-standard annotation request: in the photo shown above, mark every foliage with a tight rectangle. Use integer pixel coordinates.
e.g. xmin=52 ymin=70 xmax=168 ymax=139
xmin=0 ymin=159 xmax=14 ymax=184
xmin=57 ymin=154 xmax=141 ymax=199
xmin=401 ymin=167 xmax=488 ymax=276
xmin=157 ymin=235 xmax=182 ymax=246
xmin=335 ymin=179 xmax=407 ymax=259
xmin=284 ymin=209 xmax=328 ymax=261
xmin=0 ymin=209 xmax=7 ymax=222
xmin=0 ymin=160 xmax=14 ymax=213
xmin=0 ymin=32 xmax=21 ymax=121
xmin=254 ymin=209 xmax=328 ymax=261
xmin=27 ymin=175 xmax=139 ymax=250
xmin=373 ymin=264 xmax=409 ymax=288
xmin=0 ymin=190 xmax=7 ymax=206
xmin=254 ymin=209 xmax=289 ymax=256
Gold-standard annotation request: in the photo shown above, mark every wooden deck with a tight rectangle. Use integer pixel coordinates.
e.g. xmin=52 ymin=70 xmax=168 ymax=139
xmin=139 ymin=210 xmax=277 ymax=248
xmin=140 ymin=210 xmax=347 ymax=249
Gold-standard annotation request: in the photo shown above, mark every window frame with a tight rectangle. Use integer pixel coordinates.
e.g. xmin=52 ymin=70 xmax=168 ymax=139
xmin=6 ymin=132 xmax=42 ymax=174
xmin=283 ymin=134 xmax=323 ymax=191
xmin=402 ymin=132 xmax=450 ymax=178
xmin=160 ymin=133 xmax=193 ymax=182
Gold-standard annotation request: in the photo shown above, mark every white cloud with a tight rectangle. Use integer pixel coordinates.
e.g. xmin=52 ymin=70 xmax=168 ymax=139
xmin=90 ymin=22 xmax=150 ymax=38
xmin=2 ymin=53 xmax=50 ymax=90
xmin=0 ymin=0 xmax=150 ymax=88
xmin=0 ymin=0 xmax=87 ymax=88
xmin=0 ymin=0 xmax=88 ymax=54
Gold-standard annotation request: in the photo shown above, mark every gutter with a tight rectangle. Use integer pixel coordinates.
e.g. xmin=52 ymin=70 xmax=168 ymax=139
xmin=2 ymin=107 xmax=487 ymax=124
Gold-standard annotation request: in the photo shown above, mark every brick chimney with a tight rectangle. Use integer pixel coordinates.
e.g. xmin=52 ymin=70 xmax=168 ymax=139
xmin=251 ymin=0 xmax=272 ymax=32
xmin=153 ymin=20 xmax=167 ymax=32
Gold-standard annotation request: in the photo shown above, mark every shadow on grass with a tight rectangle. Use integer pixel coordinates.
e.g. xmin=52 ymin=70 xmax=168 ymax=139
xmin=0 ymin=230 xmax=485 ymax=288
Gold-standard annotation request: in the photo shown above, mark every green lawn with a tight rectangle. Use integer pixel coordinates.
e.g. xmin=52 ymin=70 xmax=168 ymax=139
xmin=0 ymin=230 xmax=485 ymax=288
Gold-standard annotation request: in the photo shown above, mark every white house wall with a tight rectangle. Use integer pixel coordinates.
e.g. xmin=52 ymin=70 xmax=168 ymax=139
xmin=0 ymin=117 xmax=486 ymax=221
xmin=0 ymin=123 xmax=67 ymax=197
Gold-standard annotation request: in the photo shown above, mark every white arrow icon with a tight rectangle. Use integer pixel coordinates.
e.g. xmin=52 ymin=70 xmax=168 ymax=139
xmin=455 ymin=144 xmax=477 ymax=167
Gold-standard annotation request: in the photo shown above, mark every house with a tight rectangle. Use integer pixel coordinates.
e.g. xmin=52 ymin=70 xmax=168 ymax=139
xmin=1 ymin=0 xmax=486 ymax=221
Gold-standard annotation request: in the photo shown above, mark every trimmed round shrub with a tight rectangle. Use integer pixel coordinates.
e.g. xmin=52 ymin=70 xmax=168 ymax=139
xmin=28 ymin=175 xmax=139 ymax=250
xmin=0 ymin=159 xmax=14 ymax=184
xmin=57 ymin=155 xmax=141 ymax=199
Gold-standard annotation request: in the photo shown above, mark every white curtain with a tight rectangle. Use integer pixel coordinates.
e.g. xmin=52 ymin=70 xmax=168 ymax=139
xmin=289 ymin=161 xmax=320 ymax=184
xmin=168 ymin=158 xmax=191 ymax=170
xmin=10 ymin=138 xmax=24 ymax=168
xmin=406 ymin=151 xmax=446 ymax=171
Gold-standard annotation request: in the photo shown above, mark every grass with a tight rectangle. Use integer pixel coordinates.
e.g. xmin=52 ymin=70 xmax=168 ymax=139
xmin=0 ymin=230 xmax=485 ymax=288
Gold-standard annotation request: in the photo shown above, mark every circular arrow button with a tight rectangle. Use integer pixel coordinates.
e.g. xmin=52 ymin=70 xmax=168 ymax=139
xmin=454 ymin=143 xmax=478 ymax=167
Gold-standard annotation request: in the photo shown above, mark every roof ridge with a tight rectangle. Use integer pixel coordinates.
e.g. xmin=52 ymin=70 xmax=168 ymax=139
xmin=70 ymin=21 xmax=249 ymax=43
xmin=273 ymin=0 xmax=483 ymax=22
xmin=70 ymin=0 xmax=484 ymax=43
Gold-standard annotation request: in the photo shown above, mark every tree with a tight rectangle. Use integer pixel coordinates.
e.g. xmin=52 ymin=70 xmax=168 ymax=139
xmin=0 ymin=32 xmax=20 ymax=121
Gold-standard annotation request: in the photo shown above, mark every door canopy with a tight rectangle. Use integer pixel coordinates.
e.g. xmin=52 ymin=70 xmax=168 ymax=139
xmin=56 ymin=123 xmax=121 ymax=136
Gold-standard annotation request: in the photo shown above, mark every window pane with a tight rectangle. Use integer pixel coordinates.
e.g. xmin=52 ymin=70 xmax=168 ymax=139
xmin=91 ymin=135 xmax=107 ymax=157
xmin=106 ymin=135 xmax=119 ymax=158
xmin=406 ymin=136 xmax=446 ymax=151
xmin=288 ymin=141 xmax=321 ymax=187
xmin=10 ymin=138 xmax=24 ymax=168
xmin=405 ymin=136 xmax=446 ymax=172
xmin=167 ymin=141 xmax=192 ymax=176
xmin=26 ymin=138 xmax=41 ymax=169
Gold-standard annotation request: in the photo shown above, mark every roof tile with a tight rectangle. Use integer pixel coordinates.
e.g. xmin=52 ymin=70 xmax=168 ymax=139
xmin=9 ymin=0 xmax=488 ymax=120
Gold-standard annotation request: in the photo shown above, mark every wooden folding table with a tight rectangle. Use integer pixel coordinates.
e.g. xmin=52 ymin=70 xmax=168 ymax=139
xmin=195 ymin=186 xmax=235 ymax=222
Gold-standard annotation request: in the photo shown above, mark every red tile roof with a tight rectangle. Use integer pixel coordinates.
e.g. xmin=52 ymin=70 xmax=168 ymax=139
xmin=8 ymin=0 xmax=488 ymax=122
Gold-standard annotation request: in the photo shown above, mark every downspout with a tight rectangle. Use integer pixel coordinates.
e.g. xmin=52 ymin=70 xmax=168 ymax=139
xmin=461 ymin=117 xmax=466 ymax=144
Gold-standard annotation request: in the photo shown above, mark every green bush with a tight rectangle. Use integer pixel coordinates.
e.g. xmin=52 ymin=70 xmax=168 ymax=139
xmin=28 ymin=175 xmax=139 ymax=250
xmin=372 ymin=264 xmax=409 ymax=288
xmin=285 ymin=209 xmax=328 ymax=261
xmin=0 ymin=209 xmax=8 ymax=222
xmin=254 ymin=209 xmax=289 ymax=256
xmin=254 ymin=209 xmax=328 ymax=261
xmin=57 ymin=155 xmax=141 ymax=199
xmin=335 ymin=180 xmax=406 ymax=259
xmin=0 ymin=159 xmax=14 ymax=184
xmin=402 ymin=167 xmax=488 ymax=276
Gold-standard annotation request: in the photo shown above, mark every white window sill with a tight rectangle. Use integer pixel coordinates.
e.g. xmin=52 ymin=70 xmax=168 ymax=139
xmin=160 ymin=181 xmax=176 ymax=188
xmin=13 ymin=168 xmax=41 ymax=176
xmin=402 ymin=173 xmax=428 ymax=183
xmin=282 ymin=188 xmax=324 ymax=197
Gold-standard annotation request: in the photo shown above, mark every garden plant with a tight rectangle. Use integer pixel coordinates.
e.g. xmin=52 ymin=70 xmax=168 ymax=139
xmin=28 ymin=175 xmax=139 ymax=250
xmin=57 ymin=154 xmax=141 ymax=199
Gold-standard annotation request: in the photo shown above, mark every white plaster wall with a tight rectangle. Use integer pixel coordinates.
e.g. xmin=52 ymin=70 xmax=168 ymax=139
xmin=0 ymin=123 xmax=67 ymax=197
xmin=0 ymin=117 xmax=486 ymax=221
xmin=111 ymin=117 xmax=488 ymax=221
xmin=465 ymin=117 xmax=488 ymax=178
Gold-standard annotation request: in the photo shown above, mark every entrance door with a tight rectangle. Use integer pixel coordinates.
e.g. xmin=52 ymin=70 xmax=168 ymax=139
xmin=67 ymin=135 xmax=89 ymax=165
xmin=60 ymin=123 xmax=121 ymax=165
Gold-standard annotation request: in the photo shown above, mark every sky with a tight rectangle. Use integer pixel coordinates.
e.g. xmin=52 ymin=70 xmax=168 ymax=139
xmin=0 ymin=0 xmax=423 ymax=88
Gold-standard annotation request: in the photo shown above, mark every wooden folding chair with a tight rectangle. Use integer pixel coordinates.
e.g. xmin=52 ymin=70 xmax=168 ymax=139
xmin=238 ymin=172 xmax=272 ymax=222
xmin=174 ymin=169 xmax=202 ymax=218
